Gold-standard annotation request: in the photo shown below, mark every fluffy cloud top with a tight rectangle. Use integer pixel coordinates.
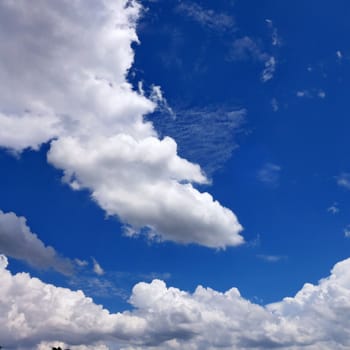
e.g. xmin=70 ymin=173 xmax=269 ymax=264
xmin=2 ymin=254 xmax=350 ymax=349
xmin=0 ymin=0 xmax=244 ymax=248
xmin=0 ymin=210 xmax=73 ymax=275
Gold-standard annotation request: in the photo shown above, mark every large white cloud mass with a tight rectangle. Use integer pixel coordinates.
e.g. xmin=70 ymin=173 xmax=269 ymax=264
xmin=0 ymin=0 xmax=243 ymax=248
xmin=2 ymin=254 xmax=350 ymax=349
xmin=0 ymin=210 xmax=73 ymax=275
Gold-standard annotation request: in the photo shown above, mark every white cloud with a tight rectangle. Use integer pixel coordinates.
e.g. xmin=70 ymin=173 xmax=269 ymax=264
xmin=228 ymin=36 xmax=268 ymax=62
xmin=257 ymin=254 xmax=286 ymax=263
xmin=3 ymin=254 xmax=350 ymax=349
xmin=265 ymin=19 xmax=282 ymax=47
xmin=92 ymin=258 xmax=105 ymax=276
xmin=271 ymin=98 xmax=279 ymax=112
xmin=327 ymin=202 xmax=339 ymax=214
xmin=0 ymin=0 xmax=244 ymax=248
xmin=228 ymin=37 xmax=276 ymax=82
xmin=151 ymin=106 xmax=246 ymax=176
xmin=0 ymin=210 xmax=73 ymax=275
xmin=0 ymin=255 xmax=146 ymax=349
xmin=296 ymin=89 xmax=326 ymax=99
xmin=257 ymin=163 xmax=281 ymax=187
xmin=337 ymin=173 xmax=350 ymax=190
xmin=261 ymin=56 xmax=276 ymax=82
xmin=75 ymin=258 xmax=89 ymax=267
xmin=336 ymin=50 xmax=343 ymax=60
xmin=317 ymin=90 xmax=326 ymax=99
xmin=176 ymin=2 xmax=236 ymax=32
xmin=344 ymin=226 xmax=350 ymax=238
xmin=68 ymin=274 xmax=126 ymax=300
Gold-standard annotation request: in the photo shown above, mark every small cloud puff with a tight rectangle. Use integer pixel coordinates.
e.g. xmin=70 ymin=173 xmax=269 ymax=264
xmin=92 ymin=258 xmax=105 ymax=276
xmin=344 ymin=225 xmax=350 ymax=238
xmin=327 ymin=202 xmax=339 ymax=214
xmin=296 ymin=89 xmax=326 ymax=99
xmin=337 ymin=173 xmax=350 ymax=190
xmin=257 ymin=254 xmax=287 ymax=263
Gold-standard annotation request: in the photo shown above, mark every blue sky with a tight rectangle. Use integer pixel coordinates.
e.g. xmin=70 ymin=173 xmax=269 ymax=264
xmin=2 ymin=1 xmax=350 ymax=349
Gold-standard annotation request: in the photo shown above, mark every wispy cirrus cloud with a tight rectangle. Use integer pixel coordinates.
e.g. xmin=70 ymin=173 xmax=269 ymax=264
xmin=327 ymin=202 xmax=340 ymax=214
xmin=92 ymin=258 xmax=105 ymax=276
xmin=296 ymin=89 xmax=326 ymax=99
xmin=271 ymin=97 xmax=279 ymax=112
xmin=261 ymin=56 xmax=276 ymax=82
xmin=265 ymin=19 xmax=282 ymax=47
xmin=150 ymin=106 xmax=246 ymax=176
xmin=176 ymin=2 xmax=236 ymax=32
xmin=344 ymin=225 xmax=350 ymax=238
xmin=227 ymin=36 xmax=277 ymax=82
xmin=257 ymin=162 xmax=281 ymax=187
xmin=257 ymin=254 xmax=287 ymax=263
xmin=336 ymin=172 xmax=350 ymax=189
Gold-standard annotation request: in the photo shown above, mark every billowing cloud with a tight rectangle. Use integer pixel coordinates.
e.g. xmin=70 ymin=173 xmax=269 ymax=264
xmin=0 ymin=210 xmax=73 ymax=275
xmin=0 ymin=0 xmax=244 ymax=248
xmin=3 ymin=254 xmax=350 ymax=349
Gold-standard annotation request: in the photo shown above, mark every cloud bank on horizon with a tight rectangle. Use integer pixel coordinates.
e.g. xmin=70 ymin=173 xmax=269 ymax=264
xmin=0 ymin=0 xmax=243 ymax=248
xmin=2 ymin=253 xmax=350 ymax=350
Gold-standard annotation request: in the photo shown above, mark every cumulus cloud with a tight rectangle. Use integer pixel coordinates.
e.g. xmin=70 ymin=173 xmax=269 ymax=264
xmin=0 ymin=255 xmax=145 ymax=349
xmin=0 ymin=0 xmax=244 ymax=248
xmin=3 ymin=254 xmax=350 ymax=349
xmin=0 ymin=210 xmax=73 ymax=275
